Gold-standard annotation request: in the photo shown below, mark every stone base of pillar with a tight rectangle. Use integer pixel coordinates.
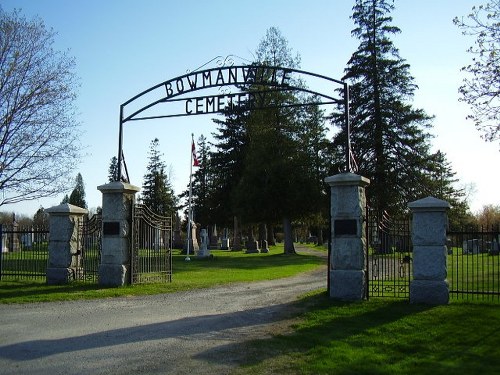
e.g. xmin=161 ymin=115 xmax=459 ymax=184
xmin=46 ymin=267 xmax=75 ymax=285
xmin=99 ymin=264 xmax=128 ymax=287
xmin=410 ymin=280 xmax=449 ymax=305
xmin=329 ymin=270 xmax=366 ymax=301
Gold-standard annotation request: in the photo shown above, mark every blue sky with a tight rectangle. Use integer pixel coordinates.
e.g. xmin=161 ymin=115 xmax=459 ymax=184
xmin=2 ymin=0 xmax=498 ymax=216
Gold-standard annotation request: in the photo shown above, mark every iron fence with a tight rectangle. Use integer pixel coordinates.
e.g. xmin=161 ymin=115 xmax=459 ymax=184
xmin=447 ymin=225 xmax=500 ymax=301
xmin=0 ymin=224 xmax=49 ymax=280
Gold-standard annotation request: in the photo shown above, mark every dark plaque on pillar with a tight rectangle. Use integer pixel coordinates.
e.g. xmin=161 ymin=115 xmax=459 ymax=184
xmin=334 ymin=219 xmax=357 ymax=236
xmin=103 ymin=222 xmax=120 ymax=236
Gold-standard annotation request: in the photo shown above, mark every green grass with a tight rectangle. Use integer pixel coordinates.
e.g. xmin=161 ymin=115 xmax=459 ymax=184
xmin=0 ymin=244 xmax=325 ymax=304
xmin=234 ymin=291 xmax=500 ymax=375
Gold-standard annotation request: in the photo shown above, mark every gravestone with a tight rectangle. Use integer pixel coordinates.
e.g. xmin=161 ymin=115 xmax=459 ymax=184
xmin=245 ymin=228 xmax=260 ymax=253
xmin=209 ymin=225 xmax=219 ymax=249
xmin=173 ymin=213 xmax=183 ymax=249
xmin=259 ymin=223 xmax=269 ymax=253
xmin=184 ymin=221 xmax=200 ymax=255
xmin=220 ymin=228 xmax=230 ymax=250
xmin=198 ymin=228 xmax=210 ymax=258
xmin=2 ymin=235 xmax=8 ymax=253
xmin=232 ymin=216 xmax=242 ymax=251
xmin=490 ymin=240 xmax=499 ymax=256
xmin=463 ymin=239 xmax=486 ymax=254
xmin=21 ymin=232 xmax=33 ymax=250
xmin=8 ymin=215 xmax=20 ymax=252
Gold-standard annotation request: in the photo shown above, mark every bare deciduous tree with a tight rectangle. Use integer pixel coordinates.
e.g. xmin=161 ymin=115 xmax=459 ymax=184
xmin=454 ymin=1 xmax=500 ymax=144
xmin=0 ymin=7 xmax=81 ymax=206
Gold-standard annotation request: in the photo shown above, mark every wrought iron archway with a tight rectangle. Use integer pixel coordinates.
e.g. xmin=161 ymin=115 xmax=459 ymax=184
xmin=116 ymin=56 xmax=353 ymax=180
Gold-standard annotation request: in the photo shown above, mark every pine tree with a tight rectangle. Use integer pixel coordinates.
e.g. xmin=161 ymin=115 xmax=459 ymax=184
xmin=234 ymin=27 xmax=328 ymax=254
xmin=209 ymin=105 xmax=250 ymax=228
xmin=142 ymin=138 xmax=177 ymax=216
xmin=332 ymin=0 xmax=466 ymax=218
xmin=180 ymin=135 xmax=212 ymax=226
xmin=67 ymin=173 xmax=87 ymax=208
xmin=108 ymin=156 xmax=118 ymax=182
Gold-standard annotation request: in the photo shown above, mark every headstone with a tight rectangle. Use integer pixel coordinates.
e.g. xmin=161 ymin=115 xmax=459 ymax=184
xmin=259 ymin=223 xmax=269 ymax=253
xmin=490 ymin=240 xmax=499 ymax=256
xmin=173 ymin=213 xmax=183 ymax=249
xmin=184 ymin=221 xmax=199 ymax=254
xmin=21 ymin=232 xmax=33 ymax=250
xmin=245 ymin=228 xmax=260 ymax=253
xmin=220 ymin=228 xmax=230 ymax=250
xmin=8 ymin=215 xmax=20 ymax=252
xmin=1 ymin=235 xmax=8 ymax=253
xmin=198 ymin=228 xmax=210 ymax=257
xmin=209 ymin=224 xmax=219 ymax=249
xmin=232 ymin=216 xmax=242 ymax=251
xmin=463 ymin=239 xmax=486 ymax=254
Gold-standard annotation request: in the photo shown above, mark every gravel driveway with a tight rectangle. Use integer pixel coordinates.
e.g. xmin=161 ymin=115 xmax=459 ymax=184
xmin=0 ymin=248 xmax=327 ymax=375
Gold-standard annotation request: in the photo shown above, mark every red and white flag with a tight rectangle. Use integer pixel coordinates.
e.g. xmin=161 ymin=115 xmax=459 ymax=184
xmin=192 ymin=139 xmax=200 ymax=167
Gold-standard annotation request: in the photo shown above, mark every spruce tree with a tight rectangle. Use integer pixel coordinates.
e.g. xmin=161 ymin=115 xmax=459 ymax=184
xmin=142 ymin=138 xmax=177 ymax=216
xmin=180 ymin=135 xmax=212 ymax=226
xmin=108 ymin=156 xmax=118 ymax=182
xmin=209 ymin=105 xmax=250 ymax=228
xmin=235 ymin=27 xmax=328 ymax=254
xmin=67 ymin=173 xmax=87 ymax=209
xmin=332 ymin=0 xmax=467 ymax=218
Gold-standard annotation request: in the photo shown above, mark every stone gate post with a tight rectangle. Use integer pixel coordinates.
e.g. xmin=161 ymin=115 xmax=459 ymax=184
xmin=98 ymin=181 xmax=140 ymax=287
xmin=46 ymin=203 xmax=88 ymax=285
xmin=408 ymin=196 xmax=450 ymax=304
xmin=325 ymin=173 xmax=370 ymax=300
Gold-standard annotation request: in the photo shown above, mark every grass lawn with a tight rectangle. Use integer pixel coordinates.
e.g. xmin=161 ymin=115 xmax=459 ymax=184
xmin=235 ymin=290 xmax=500 ymax=375
xmin=0 ymin=244 xmax=325 ymax=304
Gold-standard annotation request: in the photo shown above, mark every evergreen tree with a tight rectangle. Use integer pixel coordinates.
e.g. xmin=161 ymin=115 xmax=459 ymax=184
xmin=332 ymin=0 xmax=467 ymax=218
xmin=179 ymin=135 xmax=212 ymax=226
xmin=142 ymin=138 xmax=177 ymax=216
xmin=33 ymin=206 xmax=48 ymax=228
xmin=209 ymin=106 xmax=250 ymax=228
xmin=234 ymin=27 xmax=328 ymax=254
xmin=65 ymin=173 xmax=87 ymax=208
xmin=108 ymin=156 xmax=118 ymax=182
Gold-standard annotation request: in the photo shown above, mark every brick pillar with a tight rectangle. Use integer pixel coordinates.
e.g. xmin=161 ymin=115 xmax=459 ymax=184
xmin=408 ymin=196 xmax=450 ymax=304
xmin=46 ymin=203 xmax=88 ymax=284
xmin=97 ymin=181 xmax=140 ymax=287
xmin=325 ymin=173 xmax=370 ymax=300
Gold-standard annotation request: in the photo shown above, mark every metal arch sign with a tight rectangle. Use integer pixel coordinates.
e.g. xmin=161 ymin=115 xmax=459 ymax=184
xmin=117 ymin=61 xmax=351 ymax=180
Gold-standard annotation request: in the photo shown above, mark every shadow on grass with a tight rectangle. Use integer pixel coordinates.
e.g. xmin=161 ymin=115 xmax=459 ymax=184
xmin=194 ymin=293 xmax=500 ymax=374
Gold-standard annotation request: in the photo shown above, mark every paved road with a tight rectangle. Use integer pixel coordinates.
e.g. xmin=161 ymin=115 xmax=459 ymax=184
xmin=0 ymin=249 xmax=327 ymax=375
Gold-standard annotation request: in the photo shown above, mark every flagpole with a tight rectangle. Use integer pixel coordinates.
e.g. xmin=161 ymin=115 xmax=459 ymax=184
xmin=185 ymin=133 xmax=194 ymax=261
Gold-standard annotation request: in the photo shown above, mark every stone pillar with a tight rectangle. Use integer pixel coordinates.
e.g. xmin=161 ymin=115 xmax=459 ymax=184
xmin=325 ymin=173 xmax=370 ymax=301
xmin=46 ymin=203 xmax=88 ymax=285
xmin=408 ymin=196 xmax=450 ymax=305
xmin=97 ymin=181 xmax=140 ymax=287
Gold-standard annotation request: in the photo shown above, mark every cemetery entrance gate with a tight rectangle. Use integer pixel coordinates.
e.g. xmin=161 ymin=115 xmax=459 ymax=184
xmin=130 ymin=204 xmax=172 ymax=284
xmin=365 ymin=207 xmax=412 ymax=299
xmin=114 ymin=57 xmax=353 ymax=287
xmin=115 ymin=57 xmax=354 ymax=182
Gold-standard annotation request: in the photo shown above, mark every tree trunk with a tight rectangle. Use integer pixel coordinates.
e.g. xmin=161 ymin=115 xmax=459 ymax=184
xmin=283 ymin=217 xmax=296 ymax=254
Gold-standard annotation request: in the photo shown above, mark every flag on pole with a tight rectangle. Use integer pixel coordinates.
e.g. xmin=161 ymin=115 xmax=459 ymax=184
xmin=192 ymin=139 xmax=200 ymax=167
